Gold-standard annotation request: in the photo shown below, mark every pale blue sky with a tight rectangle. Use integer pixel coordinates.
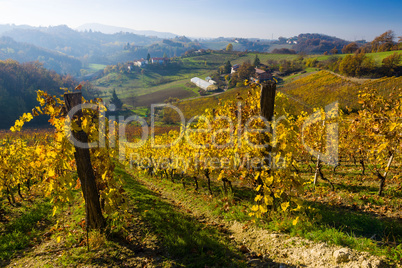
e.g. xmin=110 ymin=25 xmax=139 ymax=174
xmin=0 ymin=0 xmax=401 ymax=41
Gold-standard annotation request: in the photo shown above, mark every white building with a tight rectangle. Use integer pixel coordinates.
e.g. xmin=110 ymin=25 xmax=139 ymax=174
xmin=134 ymin=59 xmax=148 ymax=67
xmin=191 ymin=77 xmax=218 ymax=91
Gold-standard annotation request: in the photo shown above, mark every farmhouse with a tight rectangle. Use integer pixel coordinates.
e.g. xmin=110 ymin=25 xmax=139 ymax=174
xmin=231 ymin=64 xmax=240 ymax=73
xmin=251 ymin=68 xmax=272 ymax=83
xmin=134 ymin=59 xmax=148 ymax=67
xmin=151 ymin=57 xmax=170 ymax=64
xmin=205 ymin=76 xmax=217 ymax=85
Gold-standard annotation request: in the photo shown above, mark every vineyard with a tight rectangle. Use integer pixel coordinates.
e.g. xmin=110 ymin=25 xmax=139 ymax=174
xmin=0 ymin=81 xmax=401 ymax=267
xmin=279 ymin=70 xmax=402 ymax=114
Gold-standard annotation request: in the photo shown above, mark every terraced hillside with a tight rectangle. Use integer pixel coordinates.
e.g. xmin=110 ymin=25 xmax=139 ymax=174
xmin=279 ymin=70 xmax=402 ymax=114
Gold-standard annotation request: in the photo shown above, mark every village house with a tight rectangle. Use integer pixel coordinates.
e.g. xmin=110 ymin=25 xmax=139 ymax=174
xmin=133 ymin=59 xmax=148 ymax=67
xmin=231 ymin=64 xmax=240 ymax=73
xmin=205 ymin=76 xmax=217 ymax=85
xmin=251 ymin=68 xmax=272 ymax=83
xmin=151 ymin=57 xmax=170 ymax=64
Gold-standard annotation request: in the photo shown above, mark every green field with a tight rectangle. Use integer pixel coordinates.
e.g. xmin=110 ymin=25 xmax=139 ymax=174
xmin=91 ymin=52 xmax=241 ymax=106
xmin=90 ymin=49 xmax=402 ymax=112
xmin=91 ymin=51 xmax=307 ymax=107
xmin=232 ymin=52 xmax=300 ymax=65
xmin=314 ymin=50 xmax=402 ymax=64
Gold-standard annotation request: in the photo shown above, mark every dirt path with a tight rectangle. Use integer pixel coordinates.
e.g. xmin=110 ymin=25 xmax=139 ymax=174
xmin=326 ymin=71 xmax=376 ymax=84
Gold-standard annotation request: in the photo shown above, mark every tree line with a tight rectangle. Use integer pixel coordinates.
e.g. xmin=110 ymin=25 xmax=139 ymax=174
xmin=0 ymin=60 xmax=79 ymax=129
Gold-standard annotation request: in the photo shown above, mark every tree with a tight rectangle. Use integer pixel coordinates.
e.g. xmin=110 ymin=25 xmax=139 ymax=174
xmin=382 ymin=52 xmax=402 ymax=75
xmin=110 ymin=89 xmax=123 ymax=110
xmin=224 ymin=60 xmax=232 ymax=74
xmin=330 ymin=47 xmax=338 ymax=54
xmin=371 ymin=30 xmax=395 ymax=52
xmin=238 ymin=62 xmax=255 ymax=79
xmin=147 ymin=53 xmax=151 ymax=62
xmin=305 ymin=58 xmax=318 ymax=67
xmin=124 ymin=42 xmax=131 ymax=50
xmin=163 ymin=52 xmax=168 ymax=58
xmin=253 ymin=54 xmax=261 ymax=67
xmin=278 ymin=36 xmax=287 ymax=44
xmin=341 ymin=42 xmax=359 ymax=54
xmin=339 ymin=52 xmax=375 ymax=77
xmin=226 ymin=43 xmax=233 ymax=52
xmin=271 ymin=48 xmax=296 ymax=54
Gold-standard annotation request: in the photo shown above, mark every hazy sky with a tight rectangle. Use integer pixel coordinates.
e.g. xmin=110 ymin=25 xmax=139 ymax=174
xmin=0 ymin=0 xmax=401 ymax=41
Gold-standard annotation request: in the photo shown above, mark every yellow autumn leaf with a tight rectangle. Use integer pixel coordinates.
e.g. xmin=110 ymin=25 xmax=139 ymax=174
xmin=48 ymin=106 xmax=54 ymax=114
xmin=255 ymin=184 xmax=262 ymax=192
xmin=264 ymin=195 xmax=273 ymax=206
xmin=281 ymin=202 xmax=290 ymax=212
xmin=259 ymin=205 xmax=267 ymax=214
xmin=48 ymin=168 xmax=55 ymax=177
xmin=389 ymin=122 xmax=397 ymax=131
xmin=217 ymin=170 xmax=225 ymax=181
xmin=35 ymin=146 xmax=42 ymax=155
xmin=52 ymin=206 xmax=58 ymax=216
xmin=254 ymin=195 xmax=263 ymax=202
xmin=102 ymin=171 xmax=107 ymax=181
xmin=264 ymin=175 xmax=274 ymax=187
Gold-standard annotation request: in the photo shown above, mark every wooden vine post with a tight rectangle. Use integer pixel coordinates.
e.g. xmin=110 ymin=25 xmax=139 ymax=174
xmin=64 ymin=92 xmax=105 ymax=230
xmin=257 ymin=81 xmax=276 ymax=188
xmin=260 ymin=80 xmax=276 ymax=158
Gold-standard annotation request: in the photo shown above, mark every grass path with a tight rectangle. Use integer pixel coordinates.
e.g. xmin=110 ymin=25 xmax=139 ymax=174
xmin=2 ymin=166 xmax=249 ymax=267
xmin=122 ymin=166 xmax=395 ymax=268
xmin=2 ymin=164 xmax=398 ymax=267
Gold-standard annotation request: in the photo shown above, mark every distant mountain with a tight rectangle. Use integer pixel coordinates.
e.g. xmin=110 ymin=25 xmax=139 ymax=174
xmin=1 ymin=25 xmax=159 ymax=58
xmin=76 ymin=23 xmax=177 ymax=39
xmin=0 ymin=36 xmax=82 ymax=75
xmin=0 ymin=24 xmax=35 ymax=35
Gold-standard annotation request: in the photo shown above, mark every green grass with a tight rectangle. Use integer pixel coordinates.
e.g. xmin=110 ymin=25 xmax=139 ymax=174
xmin=130 ymin=106 xmax=149 ymax=117
xmin=232 ymin=52 xmax=300 ymax=65
xmin=0 ymin=200 xmax=52 ymax=262
xmin=125 ymin=163 xmax=402 ymax=266
xmin=314 ymin=50 xmax=402 ymax=65
xmin=116 ymin=165 xmax=246 ymax=267
xmin=282 ymin=67 xmax=319 ymax=82
xmin=92 ymin=51 xmax=308 ymax=107
xmin=88 ymin=63 xmax=107 ymax=72
xmin=94 ymin=68 xmax=209 ymax=100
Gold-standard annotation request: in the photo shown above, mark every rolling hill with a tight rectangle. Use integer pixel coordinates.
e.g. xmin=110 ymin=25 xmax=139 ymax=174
xmin=0 ymin=59 xmax=76 ymax=129
xmin=76 ymin=23 xmax=177 ymax=39
xmin=0 ymin=36 xmax=82 ymax=75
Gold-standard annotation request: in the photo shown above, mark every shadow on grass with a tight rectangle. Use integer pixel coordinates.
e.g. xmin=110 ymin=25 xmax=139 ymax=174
xmin=333 ymin=182 xmax=402 ymax=198
xmin=305 ymin=200 xmax=402 ymax=246
xmin=0 ymin=201 xmax=52 ymax=266
xmin=331 ymin=182 xmax=380 ymax=194
xmin=116 ymin=166 xmax=247 ymax=267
